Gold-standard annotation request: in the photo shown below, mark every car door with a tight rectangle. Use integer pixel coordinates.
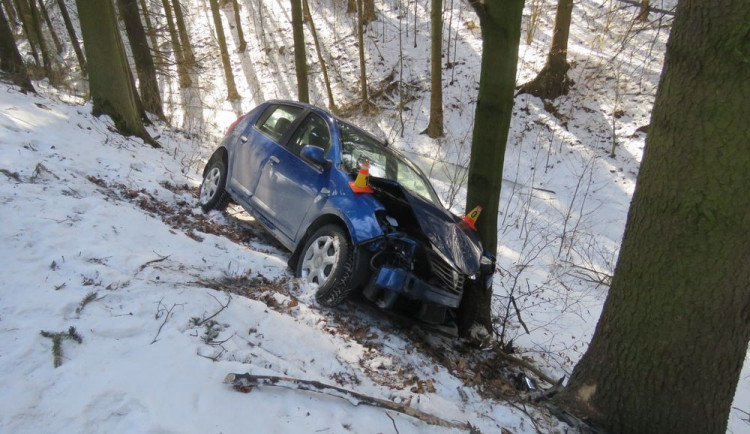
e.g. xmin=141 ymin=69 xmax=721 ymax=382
xmin=229 ymin=104 xmax=303 ymax=200
xmin=251 ymin=113 xmax=332 ymax=242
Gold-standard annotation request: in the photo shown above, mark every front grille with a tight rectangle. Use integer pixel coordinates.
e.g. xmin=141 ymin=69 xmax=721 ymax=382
xmin=429 ymin=251 xmax=465 ymax=295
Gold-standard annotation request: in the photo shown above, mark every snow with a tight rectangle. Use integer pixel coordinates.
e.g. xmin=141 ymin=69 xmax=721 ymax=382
xmin=1 ymin=0 xmax=747 ymax=432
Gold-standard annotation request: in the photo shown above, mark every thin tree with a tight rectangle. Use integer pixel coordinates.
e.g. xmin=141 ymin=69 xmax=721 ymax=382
xmin=362 ymin=0 xmax=375 ymax=24
xmin=290 ymin=0 xmax=308 ymax=103
xmin=160 ymin=0 xmax=190 ymax=87
xmin=55 ymin=0 xmax=87 ymax=73
xmin=171 ymin=0 xmax=195 ymax=65
xmin=424 ymin=0 xmax=443 ymax=137
xmin=302 ymin=0 xmax=335 ymax=111
xmin=228 ymin=0 xmax=246 ymax=51
xmin=137 ymin=0 xmax=163 ymax=71
xmin=2 ymin=0 xmax=18 ymax=26
xmin=208 ymin=0 xmax=240 ymax=101
xmin=116 ymin=0 xmax=165 ymax=120
xmin=36 ymin=0 xmax=62 ymax=54
xmin=75 ymin=0 xmax=158 ymax=146
xmin=355 ymin=0 xmax=370 ymax=110
xmin=26 ymin=0 xmax=53 ymax=76
xmin=518 ymin=0 xmax=573 ymax=99
xmin=457 ymin=0 xmax=525 ymax=335
xmin=346 ymin=0 xmax=354 ymax=14
xmin=553 ymin=1 xmax=749 ymax=432
xmin=0 ymin=2 xmax=34 ymax=92
xmin=13 ymin=0 xmax=40 ymax=64
xmin=638 ymin=0 xmax=649 ymax=21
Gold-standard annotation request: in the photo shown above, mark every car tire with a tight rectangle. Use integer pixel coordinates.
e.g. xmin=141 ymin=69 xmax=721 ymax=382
xmin=199 ymin=159 xmax=230 ymax=212
xmin=296 ymin=224 xmax=355 ymax=307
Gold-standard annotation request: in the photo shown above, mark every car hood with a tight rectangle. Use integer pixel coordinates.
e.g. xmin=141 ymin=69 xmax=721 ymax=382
xmin=369 ymin=178 xmax=483 ymax=275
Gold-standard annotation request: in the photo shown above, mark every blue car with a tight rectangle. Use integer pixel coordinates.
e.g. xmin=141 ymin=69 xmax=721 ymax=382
xmin=199 ymin=101 xmax=494 ymax=331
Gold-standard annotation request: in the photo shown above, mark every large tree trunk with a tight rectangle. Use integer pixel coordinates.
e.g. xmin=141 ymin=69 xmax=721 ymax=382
xmin=518 ymin=0 xmax=573 ymax=99
xmin=424 ymin=0 xmax=443 ymax=138
xmin=171 ymin=0 xmax=194 ymax=65
xmin=302 ymin=0 xmax=335 ymax=111
xmin=0 ymin=2 xmax=34 ymax=92
xmin=208 ymin=0 xmax=240 ymax=101
xmin=553 ymin=1 xmax=750 ymax=432
xmin=116 ymin=0 xmax=165 ymax=120
xmin=160 ymin=0 xmax=191 ymax=87
xmin=2 ymin=0 xmax=18 ymax=27
xmin=75 ymin=0 xmax=157 ymax=146
xmin=290 ymin=0 xmax=308 ymax=103
xmin=460 ymin=0 xmax=525 ymax=335
xmin=55 ymin=0 xmax=87 ymax=73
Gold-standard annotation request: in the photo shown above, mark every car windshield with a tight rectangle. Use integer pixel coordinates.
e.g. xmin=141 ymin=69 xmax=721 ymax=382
xmin=338 ymin=121 xmax=440 ymax=205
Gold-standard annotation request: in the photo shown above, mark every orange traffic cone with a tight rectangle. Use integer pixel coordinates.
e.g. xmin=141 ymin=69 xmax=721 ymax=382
xmin=461 ymin=205 xmax=482 ymax=231
xmin=349 ymin=161 xmax=374 ymax=194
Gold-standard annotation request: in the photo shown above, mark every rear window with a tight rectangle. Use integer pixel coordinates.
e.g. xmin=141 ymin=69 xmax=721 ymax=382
xmin=256 ymin=105 xmax=303 ymax=142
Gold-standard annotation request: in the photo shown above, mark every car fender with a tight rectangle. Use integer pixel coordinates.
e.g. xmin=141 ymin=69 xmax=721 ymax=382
xmin=296 ymin=191 xmax=385 ymax=248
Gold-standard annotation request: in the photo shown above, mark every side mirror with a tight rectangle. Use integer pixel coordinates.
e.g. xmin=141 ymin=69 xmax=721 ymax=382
xmin=300 ymin=145 xmax=331 ymax=169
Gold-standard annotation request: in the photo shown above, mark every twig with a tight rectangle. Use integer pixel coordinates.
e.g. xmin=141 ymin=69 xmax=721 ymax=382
xmin=494 ymin=348 xmax=560 ymax=386
xmin=40 ymin=327 xmax=83 ymax=367
xmin=196 ymin=293 xmax=231 ymax=326
xmin=138 ymin=252 xmax=171 ymax=272
xmin=225 ymin=373 xmax=472 ymax=430
xmin=385 ymin=412 xmax=400 ymax=434
xmin=613 ymin=0 xmax=675 ymax=16
xmin=151 ymin=300 xmax=183 ymax=344
xmin=510 ymin=295 xmax=530 ymax=334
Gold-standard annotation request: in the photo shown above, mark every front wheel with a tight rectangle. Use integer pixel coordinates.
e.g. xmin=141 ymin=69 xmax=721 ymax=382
xmin=296 ymin=225 xmax=355 ymax=306
xmin=199 ymin=159 xmax=229 ymax=212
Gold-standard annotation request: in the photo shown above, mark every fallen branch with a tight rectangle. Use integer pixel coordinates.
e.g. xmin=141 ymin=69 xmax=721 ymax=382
xmin=493 ymin=348 xmax=560 ymax=387
xmin=224 ymin=373 xmax=476 ymax=431
xmin=40 ymin=327 xmax=83 ymax=367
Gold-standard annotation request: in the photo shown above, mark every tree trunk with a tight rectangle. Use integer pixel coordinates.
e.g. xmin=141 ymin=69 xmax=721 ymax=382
xmin=302 ymin=0 xmax=335 ymax=111
xmin=208 ymin=0 xmax=240 ymax=101
xmin=26 ymin=0 xmax=52 ymax=76
xmin=2 ymin=0 xmax=18 ymax=27
xmin=553 ymin=1 xmax=750 ymax=433
xmin=229 ymin=0 xmax=246 ymax=51
xmin=517 ymin=0 xmax=573 ymax=99
xmin=460 ymin=0 xmax=525 ymax=335
xmin=0 ymin=2 xmax=34 ymax=92
xmin=13 ymin=0 xmax=40 ymax=64
xmin=171 ymin=0 xmax=194 ymax=65
xmin=346 ymin=0 xmax=354 ymax=14
xmin=160 ymin=0 xmax=190 ymax=87
xmin=638 ymin=0 xmax=649 ymax=21
xmin=362 ymin=0 xmax=375 ymax=24
xmin=355 ymin=0 xmax=369 ymax=108
xmin=138 ymin=0 xmax=163 ymax=71
xmin=424 ymin=0 xmax=443 ymax=138
xmin=116 ymin=0 xmax=165 ymax=120
xmin=290 ymin=0 xmax=308 ymax=103
xmin=75 ymin=0 xmax=157 ymax=146
xmin=37 ymin=0 xmax=62 ymax=54
xmin=55 ymin=0 xmax=87 ymax=73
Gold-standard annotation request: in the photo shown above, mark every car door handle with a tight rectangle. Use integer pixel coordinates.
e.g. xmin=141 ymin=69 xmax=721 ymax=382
xmin=240 ymin=135 xmax=248 ymax=143
xmin=269 ymin=156 xmax=280 ymax=164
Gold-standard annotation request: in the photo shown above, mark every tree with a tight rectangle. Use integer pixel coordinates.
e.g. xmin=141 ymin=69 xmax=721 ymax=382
xmin=13 ymin=0 xmax=41 ymax=65
xmin=2 ymin=0 xmax=18 ymax=27
xmin=208 ymin=0 xmax=240 ymax=101
xmin=518 ymin=0 xmax=573 ymax=99
xmin=290 ymin=0 xmax=308 ymax=103
xmin=171 ymin=0 xmax=195 ymax=65
xmin=302 ymin=0 xmax=335 ymax=111
xmin=355 ymin=0 xmax=371 ymax=110
xmin=55 ymin=0 xmax=87 ymax=73
xmin=116 ymin=0 xmax=165 ymax=120
xmin=552 ymin=1 xmax=750 ymax=432
xmin=0 ymin=2 xmax=34 ymax=92
xmin=362 ymin=0 xmax=375 ymax=24
xmin=424 ymin=0 xmax=443 ymax=138
xmin=228 ymin=0 xmax=246 ymax=52
xmin=160 ymin=0 xmax=191 ymax=87
xmin=37 ymin=0 xmax=63 ymax=54
xmin=26 ymin=0 xmax=53 ymax=77
xmin=138 ymin=0 xmax=163 ymax=71
xmin=458 ymin=0 xmax=525 ymax=335
xmin=75 ymin=0 xmax=158 ymax=146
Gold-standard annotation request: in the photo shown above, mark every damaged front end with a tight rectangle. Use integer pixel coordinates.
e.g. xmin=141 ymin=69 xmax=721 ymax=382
xmin=358 ymin=178 xmax=495 ymax=331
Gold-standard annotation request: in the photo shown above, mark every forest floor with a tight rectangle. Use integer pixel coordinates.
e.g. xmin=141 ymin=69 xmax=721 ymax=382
xmin=1 ymin=0 xmax=747 ymax=432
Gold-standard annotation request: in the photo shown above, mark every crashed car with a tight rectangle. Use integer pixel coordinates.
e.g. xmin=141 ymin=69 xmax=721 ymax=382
xmin=199 ymin=101 xmax=495 ymax=331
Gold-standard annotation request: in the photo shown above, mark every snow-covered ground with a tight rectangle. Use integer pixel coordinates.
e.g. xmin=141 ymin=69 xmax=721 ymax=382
xmin=1 ymin=0 xmax=747 ymax=432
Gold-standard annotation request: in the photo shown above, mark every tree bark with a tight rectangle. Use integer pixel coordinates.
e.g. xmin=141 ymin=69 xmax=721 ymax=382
xmin=346 ymin=0 xmax=354 ymax=14
xmin=518 ymin=0 xmax=573 ymax=99
xmin=2 ymin=0 xmax=18 ymax=27
xmin=638 ymin=0 xmax=649 ymax=21
xmin=36 ymin=0 xmax=62 ymax=54
xmin=553 ymin=1 xmax=750 ymax=432
xmin=26 ymin=0 xmax=53 ymax=76
xmin=228 ymin=0 xmax=246 ymax=51
xmin=171 ymin=0 xmax=195 ymax=65
xmin=290 ymin=0 xmax=308 ymax=103
xmin=55 ymin=0 xmax=87 ymax=73
xmin=208 ymin=0 xmax=240 ymax=101
xmin=13 ymin=0 xmax=40 ymax=64
xmin=75 ymin=0 xmax=158 ymax=146
xmin=0 ymin=2 xmax=34 ymax=92
xmin=160 ymin=0 xmax=191 ymax=87
xmin=461 ymin=0 xmax=525 ymax=335
xmin=138 ymin=0 xmax=163 ymax=71
xmin=116 ymin=0 xmax=165 ymax=120
xmin=302 ymin=0 xmax=335 ymax=111
xmin=425 ymin=0 xmax=443 ymax=138
xmin=355 ymin=0 xmax=369 ymax=109
xmin=362 ymin=0 xmax=375 ymax=24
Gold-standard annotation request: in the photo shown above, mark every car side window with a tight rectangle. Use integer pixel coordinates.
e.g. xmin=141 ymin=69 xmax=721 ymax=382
xmin=287 ymin=114 xmax=330 ymax=157
xmin=256 ymin=105 xmax=303 ymax=142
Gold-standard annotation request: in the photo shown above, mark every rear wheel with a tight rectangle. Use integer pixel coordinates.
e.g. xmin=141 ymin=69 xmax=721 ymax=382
xmin=199 ymin=159 xmax=230 ymax=212
xmin=297 ymin=225 xmax=355 ymax=306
